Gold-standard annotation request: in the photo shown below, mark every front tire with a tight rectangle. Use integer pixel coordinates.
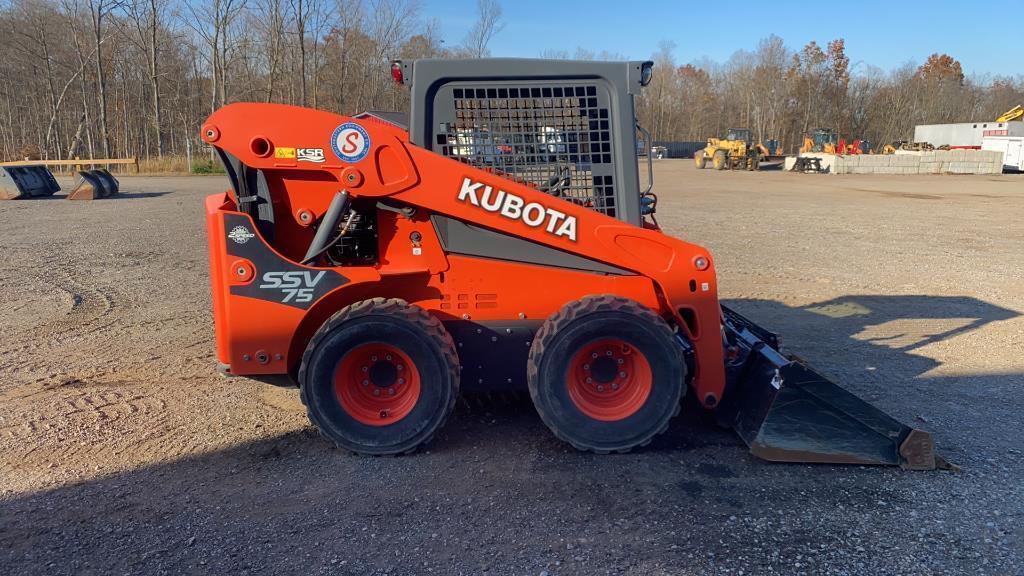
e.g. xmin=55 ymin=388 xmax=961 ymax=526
xmin=713 ymin=150 xmax=727 ymax=170
xmin=695 ymin=151 xmax=707 ymax=169
xmin=527 ymin=295 xmax=685 ymax=453
xmin=299 ymin=298 xmax=459 ymax=455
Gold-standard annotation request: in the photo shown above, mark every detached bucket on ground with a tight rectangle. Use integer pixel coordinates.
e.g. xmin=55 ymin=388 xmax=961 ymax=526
xmin=719 ymin=305 xmax=949 ymax=470
xmin=0 ymin=165 xmax=60 ymax=200
xmin=67 ymin=169 xmax=120 ymax=200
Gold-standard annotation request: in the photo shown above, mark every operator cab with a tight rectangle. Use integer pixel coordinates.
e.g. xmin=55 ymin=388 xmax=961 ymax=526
xmin=726 ymin=128 xmax=753 ymax=144
xmin=394 ymin=58 xmax=656 ymax=227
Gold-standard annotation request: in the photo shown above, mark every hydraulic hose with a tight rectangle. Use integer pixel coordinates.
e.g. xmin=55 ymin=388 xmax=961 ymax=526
xmin=302 ymin=190 xmax=350 ymax=264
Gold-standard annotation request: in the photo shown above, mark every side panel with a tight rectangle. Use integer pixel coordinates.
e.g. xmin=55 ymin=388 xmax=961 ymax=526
xmin=431 ymin=215 xmax=631 ymax=274
xmin=207 ymin=205 xmax=382 ymax=376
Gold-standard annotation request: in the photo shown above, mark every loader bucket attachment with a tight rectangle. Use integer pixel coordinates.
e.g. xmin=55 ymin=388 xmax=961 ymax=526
xmin=92 ymin=168 xmax=120 ymax=196
xmin=0 ymin=165 xmax=60 ymax=200
xmin=720 ymin=305 xmax=943 ymax=470
xmin=68 ymin=169 xmax=118 ymax=200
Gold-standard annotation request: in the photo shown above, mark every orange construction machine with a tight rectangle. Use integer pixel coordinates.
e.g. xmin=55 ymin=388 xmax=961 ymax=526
xmin=202 ymin=59 xmax=943 ymax=467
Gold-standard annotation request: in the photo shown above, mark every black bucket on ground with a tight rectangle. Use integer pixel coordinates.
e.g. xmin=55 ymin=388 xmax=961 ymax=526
xmin=717 ymin=305 xmax=945 ymax=470
xmin=68 ymin=168 xmax=120 ymax=200
xmin=91 ymin=168 xmax=119 ymax=196
xmin=0 ymin=165 xmax=60 ymax=200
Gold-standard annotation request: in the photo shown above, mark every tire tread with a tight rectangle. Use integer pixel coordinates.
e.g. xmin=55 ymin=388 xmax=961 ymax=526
xmin=527 ymin=295 xmax=683 ymax=454
xmin=298 ymin=297 xmax=460 ymax=455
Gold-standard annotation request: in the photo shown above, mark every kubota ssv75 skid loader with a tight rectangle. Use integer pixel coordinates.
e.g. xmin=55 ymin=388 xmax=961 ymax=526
xmin=202 ymin=59 xmax=944 ymax=468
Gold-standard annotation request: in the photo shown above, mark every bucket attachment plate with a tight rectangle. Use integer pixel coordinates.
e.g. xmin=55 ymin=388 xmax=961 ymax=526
xmin=720 ymin=305 xmax=943 ymax=470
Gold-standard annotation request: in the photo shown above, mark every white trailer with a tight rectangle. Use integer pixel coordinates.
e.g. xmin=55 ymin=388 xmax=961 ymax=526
xmin=914 ymin=122 xmax=1024 ymax=148
xmin=982 ymin=136 xmax=1024 ymax=172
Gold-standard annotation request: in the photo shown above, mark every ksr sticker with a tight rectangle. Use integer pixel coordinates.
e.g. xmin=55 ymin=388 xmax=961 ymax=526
xmin=331 ymin=122 xmax=370 ymax=163
xmin=297 ymin=148 xmax=325 ymax=163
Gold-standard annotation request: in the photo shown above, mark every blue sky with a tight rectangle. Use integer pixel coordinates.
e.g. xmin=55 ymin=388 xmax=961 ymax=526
xmin=420 ymin=0 xmax=1021 ymax=79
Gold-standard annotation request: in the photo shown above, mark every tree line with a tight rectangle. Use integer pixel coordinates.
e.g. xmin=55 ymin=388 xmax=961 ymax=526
xmin=638 ymin=37 xmax=1024 ymax=151
xmin=1 ymin=0 xmax=1021 ymax=164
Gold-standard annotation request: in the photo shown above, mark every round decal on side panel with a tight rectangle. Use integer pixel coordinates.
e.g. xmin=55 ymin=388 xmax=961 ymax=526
xmin=331 ymin=122 xmax=371 ymax=163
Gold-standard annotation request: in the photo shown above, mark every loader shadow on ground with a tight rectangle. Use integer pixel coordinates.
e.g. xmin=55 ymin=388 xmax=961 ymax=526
xmin=723 ymin=294 xmax=1019 ymax=383
xmin=1 ymin=294 xmax=1020 ymax=575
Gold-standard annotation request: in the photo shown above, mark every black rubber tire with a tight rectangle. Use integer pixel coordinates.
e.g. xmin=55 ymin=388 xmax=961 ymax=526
xmin=713 ymin=150 xmax=727 ymax=170
xmin=298 ymin=298 xmax=459 ymax=455
xmin=527 ymin=295 xmax=685 ymax=454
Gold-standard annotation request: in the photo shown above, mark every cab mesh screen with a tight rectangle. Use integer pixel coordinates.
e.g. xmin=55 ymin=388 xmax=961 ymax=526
xmin=432 ymin=83 xmax=617 ymax=217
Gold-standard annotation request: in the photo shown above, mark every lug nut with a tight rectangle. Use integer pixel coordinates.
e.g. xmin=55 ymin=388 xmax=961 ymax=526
xmin=606 ymin=350 xmax=613 ymax=356
xmin=619 ymin=371 xmax=627 ymax=378
xmin=396 ymin=364 xmax=404 ymax=371
xmin=591 ymin=352 xmax=598 ymax=359
xmin=386 ymin=355 xmax=392 ymax=361
xmin=362 ymin=379 xmax=369 ymax=386
xmin=388 ymin=388 xmax=395 ymax=396
xmin=586 ymin=377 xmax=593 ymax=384
xmin=371 ymin=355 xmax=378 ymax=362
xmin=398 ymin=378 xmax=405 ymax=385
xmin=617 ymin=358 xmax=624 ymax=365
xmin=583 ymin=364 xmax=590 ymax=370
xmin=611 ymin=383 xmax=619 ymax=390
xmin=597 ymin=385 xmax=604 ymax=392
xmin=373 ymin=388 xmax=381 ymax=396
xmin=362 ymin=366 xmax=368 ymax=372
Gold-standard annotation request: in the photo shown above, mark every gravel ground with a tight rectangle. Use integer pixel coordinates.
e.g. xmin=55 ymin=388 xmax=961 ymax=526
xmin=1 ymin=163 xmax=1022 ymax=575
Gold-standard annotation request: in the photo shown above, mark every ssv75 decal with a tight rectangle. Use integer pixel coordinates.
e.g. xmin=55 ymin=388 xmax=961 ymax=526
xmin=259 ymin=271 xmax=326 ymax=303
xmin=457 ymin=177 xmax=578 ymax=241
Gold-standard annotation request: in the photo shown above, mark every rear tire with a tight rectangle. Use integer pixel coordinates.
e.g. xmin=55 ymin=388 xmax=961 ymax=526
xmin=694 ymin=151 xmax=707 ymax=169
xmin=527 ymin=295 xmax=685 ymax=453
xmin=299 ymin=298 xmax=459 ymax=455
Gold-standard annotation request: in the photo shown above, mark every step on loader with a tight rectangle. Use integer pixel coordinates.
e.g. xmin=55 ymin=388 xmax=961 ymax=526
xmin=202 ymin=59 xmax=945 ymax=468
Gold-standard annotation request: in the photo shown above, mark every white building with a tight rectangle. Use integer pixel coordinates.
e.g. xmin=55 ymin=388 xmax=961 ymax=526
xmin=913 ymin=122 xmax=1024 ymax=148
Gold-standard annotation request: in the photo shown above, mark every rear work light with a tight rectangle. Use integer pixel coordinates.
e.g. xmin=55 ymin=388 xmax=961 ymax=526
xmin=391 ymin=61 xmax=404 ymax=85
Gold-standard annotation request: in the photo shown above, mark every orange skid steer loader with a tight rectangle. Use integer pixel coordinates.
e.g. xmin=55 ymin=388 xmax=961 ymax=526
xmin=202 ymin=59 xmax=943 ymax=468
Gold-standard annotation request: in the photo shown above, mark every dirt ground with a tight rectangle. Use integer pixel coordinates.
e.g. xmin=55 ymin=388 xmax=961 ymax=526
xmin=1 ymin=162 xmax=1022 ymax=576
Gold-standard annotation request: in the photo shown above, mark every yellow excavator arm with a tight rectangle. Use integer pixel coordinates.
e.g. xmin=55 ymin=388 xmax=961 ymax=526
xmin=997 ymin=105 xmax=1022 ymax=123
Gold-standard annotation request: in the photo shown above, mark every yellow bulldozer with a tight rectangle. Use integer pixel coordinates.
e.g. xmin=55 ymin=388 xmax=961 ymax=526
xmin=695 ymin=128 xmax=761 ymax=171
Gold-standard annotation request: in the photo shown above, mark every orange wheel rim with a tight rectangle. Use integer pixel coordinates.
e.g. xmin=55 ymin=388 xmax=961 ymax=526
xmin=566 ymin=338 xmax=652 ymax=421
xmin=334 ymin=343 xmax=420 ymax=426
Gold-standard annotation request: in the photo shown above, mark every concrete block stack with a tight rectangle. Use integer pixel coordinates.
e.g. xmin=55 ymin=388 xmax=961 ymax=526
xmin=830 ymin=149 xmax=1004 ymax=175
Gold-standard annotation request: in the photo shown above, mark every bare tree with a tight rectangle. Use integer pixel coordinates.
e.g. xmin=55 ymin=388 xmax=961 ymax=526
xmin=460 ymin=0 xmax=503 ymax=58
xmin=86 ymin=0 xmax=122 ymax=158
xmin=182 ymin=0 xmax=248 ymax=113
xmin=126 ymin=0 xmax=168 ymax=156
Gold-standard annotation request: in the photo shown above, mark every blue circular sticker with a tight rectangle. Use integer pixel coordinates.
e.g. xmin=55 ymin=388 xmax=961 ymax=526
xmin=331 ymin=122 xmax=371 ymax=163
